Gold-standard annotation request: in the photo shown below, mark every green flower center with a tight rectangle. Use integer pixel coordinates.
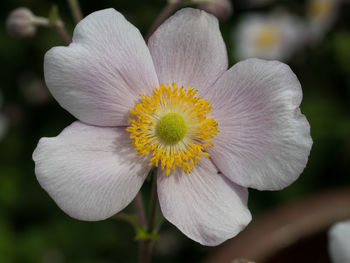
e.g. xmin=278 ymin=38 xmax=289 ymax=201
xmin=156 ymin=113 xmax=188 ymax=143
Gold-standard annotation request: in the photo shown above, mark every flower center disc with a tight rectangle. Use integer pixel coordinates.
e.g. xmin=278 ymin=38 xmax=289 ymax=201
xmin=126 ymin=83 xmax=219 ymax=175
xmin=156 ymin=113 xmax=188 ymax=143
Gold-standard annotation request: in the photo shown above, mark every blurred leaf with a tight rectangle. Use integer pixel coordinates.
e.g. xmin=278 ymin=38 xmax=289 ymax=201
xmin=0 ymin=169 xmax=19 ymax=205
xmin=333 ymin=31 xmax=350 ymax=73
xmin=0 ymin=218 xmax=15 ymax=262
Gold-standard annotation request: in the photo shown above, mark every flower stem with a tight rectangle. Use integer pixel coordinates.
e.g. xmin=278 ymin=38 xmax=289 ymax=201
xmin=139 ymin=168 xmax=158 ymax=263
xmin=147 ymin=172 xmax=158 ymax=234
xmin=145 ymin=0 xmax=182 ymax=41
xmin=54 ymin=20 xmax=71 ymax=45
xmin=139 ymin=240 xmax=152 ymax=263
xmin=67 ymin=0 xmax=83 ymax=24
xmin=32 ymin=16 xmax=71 ymax=45
xmin=32 ymin=17 xmax=50 ymax=26
xmin=135 ymin=192 xmax=147 ymax=228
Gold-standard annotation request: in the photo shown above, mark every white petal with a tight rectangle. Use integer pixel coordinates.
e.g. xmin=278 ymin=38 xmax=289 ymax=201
xmin=157 ymin=158 xmax=251 ymax=246
xmin=44 ymin=8 xmax=159 ymax=126
xmin=328 ymin=220 xmax=350 ymax=263
xmin=33 ymin=121 xmax=149 ymax=221
xmin=148 ymin=8 xmax=227 ymax=95
xmin=207 ymin=58 xmax=312 ymax=190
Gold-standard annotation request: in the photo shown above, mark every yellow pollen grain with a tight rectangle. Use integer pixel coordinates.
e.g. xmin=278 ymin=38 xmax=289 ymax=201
xmin=126 ymin=83 xmax=219 ymax=176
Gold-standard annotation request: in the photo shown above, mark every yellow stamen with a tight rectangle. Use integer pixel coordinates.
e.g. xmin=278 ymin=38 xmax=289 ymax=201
xmin=126 ymin=83 xmax=219 ymax=176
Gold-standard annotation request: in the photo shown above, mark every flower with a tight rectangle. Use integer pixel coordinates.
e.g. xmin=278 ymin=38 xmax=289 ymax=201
xmin=6 ymin=7 xmax=37 ymax=38
xmin=233 ymin=13 xmax=306 ymax=61
xmin=328 ymin=220 xmax=350 ymax=263
xmin=306 ymin=0 xmax=341 ymax=42
xmin=33 ymin=8 xmax=312 ymax=246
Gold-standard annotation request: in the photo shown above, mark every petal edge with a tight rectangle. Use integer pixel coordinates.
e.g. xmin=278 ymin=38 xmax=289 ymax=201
xmin=33 ymin=122 xmax=149 ymax=221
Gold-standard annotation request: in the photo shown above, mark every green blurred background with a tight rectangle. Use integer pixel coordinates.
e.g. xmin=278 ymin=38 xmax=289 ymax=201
xmin=0 ymin=0 xmax=349 ymax=262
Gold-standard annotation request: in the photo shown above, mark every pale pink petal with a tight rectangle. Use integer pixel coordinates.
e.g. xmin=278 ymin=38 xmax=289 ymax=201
xmin=44 ymin=8 xmax=158 ymax=126
xmin=157 ymin=158 xmax=251 ymax=246
xmin=148 ymin=8 xmax=227 ymax=95
xmin=207 ymin=58 xmax=312 ymax=190
xmin=33 ymin=122 xmax=149 ymax=221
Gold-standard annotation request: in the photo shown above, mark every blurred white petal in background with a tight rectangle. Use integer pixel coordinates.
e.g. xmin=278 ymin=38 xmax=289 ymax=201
xmin=307 ymin=0 xmax=341 ymax=42
xmin=328 ymin=220 xmax=350 ymax=263
xmin=233 ymin=13 xmax=306 ymax=61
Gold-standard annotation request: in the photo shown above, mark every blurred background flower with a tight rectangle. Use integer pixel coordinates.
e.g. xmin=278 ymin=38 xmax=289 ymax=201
xmin=328 ymin=220 xmax=350 ymax=263
xmin=306 ymin=0 xmax=341 ymax=43
xmin=6 ymin=7 xmax=37 ymax=39
xmin=233 ymin=12 xmax=305 ymax=61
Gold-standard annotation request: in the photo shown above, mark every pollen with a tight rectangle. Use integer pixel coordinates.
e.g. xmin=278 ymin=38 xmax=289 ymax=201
xmin=126 ymin=83 xmax=219 ymax=176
